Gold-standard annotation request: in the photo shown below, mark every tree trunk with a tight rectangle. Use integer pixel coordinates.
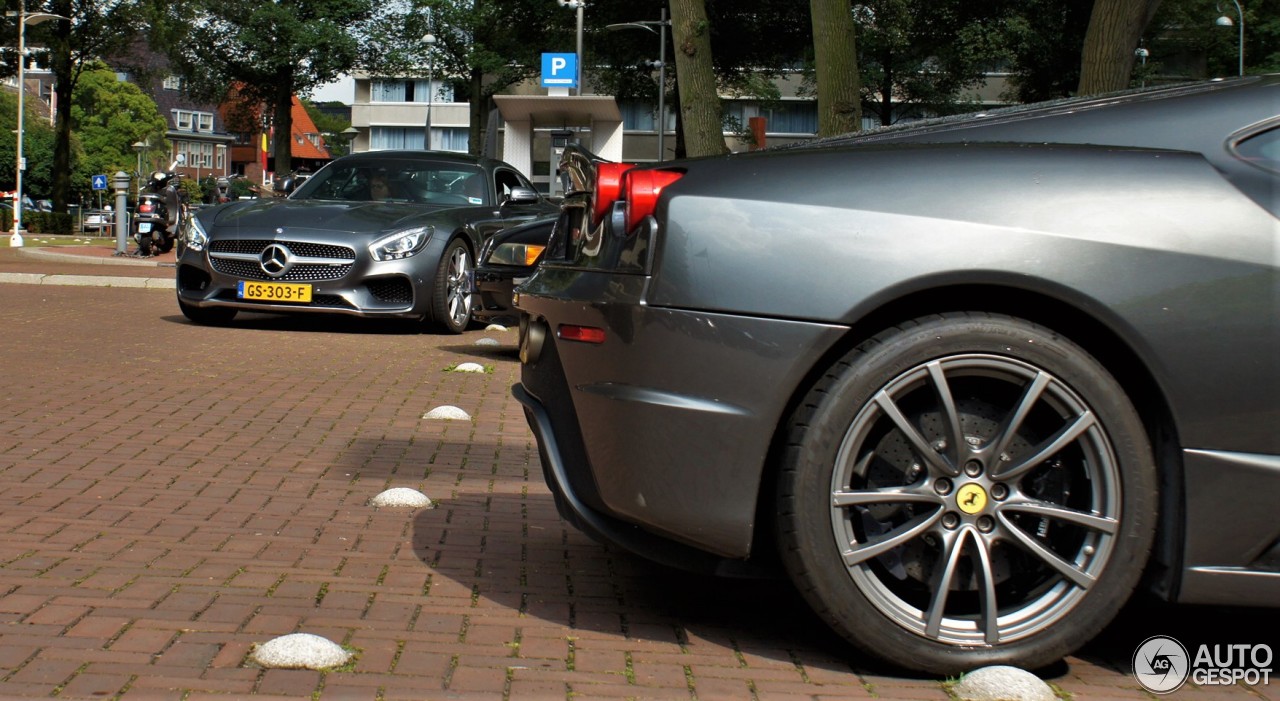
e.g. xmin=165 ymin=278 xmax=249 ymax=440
xmin=811 ymin=0 xmax=861 ymax=136
xmin=669 ymin=0 xmax=727 ymax=157
xmin=50 ymin=0 xmax=72 ymax=213
xmin=470 ymin=68 xmax=485 ymax=157
xmin=273 ymin=82 xmax=294 ymax=177
xmin=1077 ymin=0 xmax=1163 ymax=95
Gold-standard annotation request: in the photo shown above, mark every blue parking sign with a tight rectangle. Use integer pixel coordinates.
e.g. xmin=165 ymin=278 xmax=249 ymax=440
xmin=91 ymin=174 xmax=108 ymax=190
xmin=541 ymin=53 xmax=577 ymax=88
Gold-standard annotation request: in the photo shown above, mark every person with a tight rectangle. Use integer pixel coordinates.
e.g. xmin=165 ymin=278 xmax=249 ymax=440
xmin=369 ymin=173 xmax=392 ymax=201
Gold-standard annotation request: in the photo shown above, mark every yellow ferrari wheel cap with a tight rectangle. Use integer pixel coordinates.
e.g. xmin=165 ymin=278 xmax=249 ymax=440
xmin=956 ymin=484 xmax=988 ymax=514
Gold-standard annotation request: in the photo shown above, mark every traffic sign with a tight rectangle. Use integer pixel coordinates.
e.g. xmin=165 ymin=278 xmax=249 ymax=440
xmin=91 ymin=174 xmax=108 ymax=191
xmin=541 ymin=53 xmax=577 ymax=88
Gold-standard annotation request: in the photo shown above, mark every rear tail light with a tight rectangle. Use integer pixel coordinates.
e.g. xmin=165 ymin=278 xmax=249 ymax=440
xmin=623 ymin=170 xmax=684 ymax=232
xmin=139 ymin=203 xmax=154 ymax=214
xmin=558 ymin=324 xmax=607 ymax=344
xmin=592 ymin=162 xmax=635 ymax=225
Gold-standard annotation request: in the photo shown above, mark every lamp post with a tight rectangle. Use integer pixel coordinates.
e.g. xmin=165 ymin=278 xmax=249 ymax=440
xmin=132 ymin=141 xmax=148 ymax=200
xmin=423 ymin=32 xmax=436 ymax=150
xmin=557 ymin=0 xmax=586 ymax=95
xmin=6 ymin=9 xmax=67 ymax=247
xmin=606 ymin=9 xmax=670 ymax=162
xmin=1216 ymin=0 xmax=1244 ymax=76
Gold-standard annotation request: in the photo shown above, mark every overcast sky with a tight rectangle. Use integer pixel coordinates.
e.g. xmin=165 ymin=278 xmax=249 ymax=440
xmin=309 ymin=75 xmax=355 ymax=104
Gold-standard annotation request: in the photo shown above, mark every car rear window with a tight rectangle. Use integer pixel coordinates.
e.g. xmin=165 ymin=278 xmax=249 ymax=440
xmin=1234 ymin=126 xmax=1280 ymax=175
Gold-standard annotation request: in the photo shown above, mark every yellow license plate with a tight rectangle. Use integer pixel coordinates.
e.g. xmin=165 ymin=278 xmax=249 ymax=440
xmin=237 ymin=280 xmax=313 ymax=303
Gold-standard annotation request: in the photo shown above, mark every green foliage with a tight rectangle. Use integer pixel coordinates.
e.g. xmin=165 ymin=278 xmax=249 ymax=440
xmin=0 ymin=90 xmax=62 ymax=199
xmin=855 ymin=0 xmax=1021 ymax=124
xmin=302 ymin=100 xmax=353 ymax=156
xmin=1146 ymin=0 xmax=1280 ymax=79
xmin=166 ymin=0 xmax=375 ymax=173
xmin=70 ymin=63 xmax=169 ymax=201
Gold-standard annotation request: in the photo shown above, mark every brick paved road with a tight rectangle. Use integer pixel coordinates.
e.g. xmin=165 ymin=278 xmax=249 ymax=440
xmin=0 ymin=278 xmax=1274 ymax=700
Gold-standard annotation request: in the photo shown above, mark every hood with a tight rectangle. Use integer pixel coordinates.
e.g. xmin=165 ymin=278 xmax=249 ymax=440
xmin=199 ymin=199 xmax=448 ymax=241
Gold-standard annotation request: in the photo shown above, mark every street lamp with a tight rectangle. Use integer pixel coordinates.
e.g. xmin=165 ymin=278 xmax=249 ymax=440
xmin=606 ymin=9 xmax=670 ymax=162
xmin=133 ymin=141 xmax=148 ymax=199
xmin=1216 ymin=0 xmax=1244 ymax=76
xmin=557 ymin=0 xmax=585 ymax=95
xmin=423 ymin=32 xmax=436 ymax=150
xmin=6 ymin=9 xmax=67 ymax=247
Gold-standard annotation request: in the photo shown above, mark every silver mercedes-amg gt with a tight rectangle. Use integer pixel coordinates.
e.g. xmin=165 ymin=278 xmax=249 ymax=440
xmin=176 ymin=151 xmax=557 ymax=332
xmin=514 ymin=76 xmax=1280 ymax=674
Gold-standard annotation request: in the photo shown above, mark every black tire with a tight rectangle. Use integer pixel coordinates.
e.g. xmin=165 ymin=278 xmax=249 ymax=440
xmin=178 ymin=298 xmax=237 ymax=326
xmin=155 ymin=235 xmax=174 ymax=254
xmin=777 ymin=312 xmax=1156 ymax=675
xmin=430 ymin=237 xmax=474 ymax=334
xmin=137 ymin=235 xmax=152 ymax=257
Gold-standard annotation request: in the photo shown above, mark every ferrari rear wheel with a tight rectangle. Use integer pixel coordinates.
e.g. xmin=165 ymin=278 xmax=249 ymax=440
xmin=777 ymin=312 xmax=1156 ymax=675
xmin=432 ymin=238 xmax=473 ymax=334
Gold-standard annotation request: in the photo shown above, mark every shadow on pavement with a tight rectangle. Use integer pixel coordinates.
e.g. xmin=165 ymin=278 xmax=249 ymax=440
xmin=408 ymin=489 xmax=921 ymax=678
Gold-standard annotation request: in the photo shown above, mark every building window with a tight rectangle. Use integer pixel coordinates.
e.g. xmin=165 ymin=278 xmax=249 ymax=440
xmin=162 ymin=75 xmax=182 ymax=90
xmin=372 ymin=79 xmax=455 ymax=103
xmin=370 ymin=127 xmax=469 ymax=153
xmin=174 ymin=110 xmax=214 ymax=133
xmin=723 ymin=101 xmax=818 ymax=135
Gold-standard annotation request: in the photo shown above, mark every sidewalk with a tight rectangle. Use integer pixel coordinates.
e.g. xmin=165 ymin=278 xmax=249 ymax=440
xmin=0 ymin=244 xmax=175 ymax=288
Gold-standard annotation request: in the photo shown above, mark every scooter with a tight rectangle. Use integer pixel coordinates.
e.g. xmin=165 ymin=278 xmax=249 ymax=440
xmin=132 ymin=159 xmax=186 ymax=256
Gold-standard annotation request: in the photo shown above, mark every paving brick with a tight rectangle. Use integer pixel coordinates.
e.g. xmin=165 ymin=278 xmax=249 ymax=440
xmin=0 ymin=279 xmax=1272 ymax=700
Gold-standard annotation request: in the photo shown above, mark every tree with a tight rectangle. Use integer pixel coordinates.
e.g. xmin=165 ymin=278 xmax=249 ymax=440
xmin=1002 ymin=0 xmax=1096 ymax=101
xmin=70 ymin=63 xmax=168 ymax=200
xmin=3 ymin=1 xmax=150 ymax=214
xmin=1078 ymin=0 xmax=1164 ymax=94
xmin=0 ymin=90 xmax=60 ymax=200
xmin=1144 ymin=0 xmax=1280 ymax=79
xmin=853 ymin=0 xmax=1017 ymax=126
xmin=358 ymin=0 xmax=571 ymax=156
xmin=164 ymin=0 xmax=374 ymax=175
xmin=670 ymin=0 xmax=728 ymax=156
xmin=303 ymin=100 xmax=353 ymax=156
xmin=811 ymin=0 xmax=860 ymax=135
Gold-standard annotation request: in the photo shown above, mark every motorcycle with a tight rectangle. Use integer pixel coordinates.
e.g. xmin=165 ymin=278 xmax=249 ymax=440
xmin=132 ymin=160 xmax=186 ymax=256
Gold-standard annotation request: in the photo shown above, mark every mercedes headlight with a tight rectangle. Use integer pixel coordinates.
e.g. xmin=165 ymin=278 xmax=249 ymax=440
xmin=186 ymin=215 xmax=209 ymax=252
xmin=487 ymin=242 xmax=546 ymax=267
xmin=370 ymin=226 xmax=433 ymax=261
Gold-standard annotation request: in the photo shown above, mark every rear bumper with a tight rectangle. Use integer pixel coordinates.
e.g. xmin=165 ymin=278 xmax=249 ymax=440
xmin=513 ymin=382 xmax=762 ymax=576
xmin=512 ymin=269 xmax=850 ymax=564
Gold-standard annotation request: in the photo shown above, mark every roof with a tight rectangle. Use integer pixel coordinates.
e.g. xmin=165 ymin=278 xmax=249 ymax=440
xmin=493 ymin=95 xmax=622 ymax=127
xmin=289 ymin=96 xmax=331 ymax=160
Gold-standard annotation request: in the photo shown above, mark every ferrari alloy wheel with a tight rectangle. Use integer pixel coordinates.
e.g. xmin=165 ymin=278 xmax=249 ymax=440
xmin=777 ymin=313 xmax=1156 ymax=675
xmin=433 ymin=238 xmax=473 ymax=334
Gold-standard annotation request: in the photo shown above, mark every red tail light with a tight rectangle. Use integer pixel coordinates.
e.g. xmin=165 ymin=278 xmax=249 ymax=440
xmin=558 ymin=324 xmax=606 ymax=344
xmin=139 ymin=203 xmax=154 ymax=213
xmin=624 ymin=170 xmax=684 ymax=232
xmin=593 ymin=162 xmax=635 ymax=225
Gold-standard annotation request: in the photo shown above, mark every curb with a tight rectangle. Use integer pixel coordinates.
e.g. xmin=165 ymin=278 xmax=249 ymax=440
xmin=18 ymin=246 xmax=172 ymax=267
xmin=0 ymin=272 xmax=174 ymax=289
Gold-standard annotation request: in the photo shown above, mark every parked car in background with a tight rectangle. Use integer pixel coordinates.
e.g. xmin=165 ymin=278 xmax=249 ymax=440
xmin=468 ymin=217 xmax=556 ymax=327
xmin=175 ymin=151 xmax=558 ymax=332
xmin=81 ymin=209 xmax=114 ymax=234
xmin=512 ymin=75 xmax=1280 ymax=675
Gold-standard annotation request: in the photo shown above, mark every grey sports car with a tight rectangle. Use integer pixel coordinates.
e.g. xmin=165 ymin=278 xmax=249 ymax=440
xmin=176 ymin=151 xmax=557 ymax=332
xmin=513 ymin=76 xmax=1280 ymax=674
